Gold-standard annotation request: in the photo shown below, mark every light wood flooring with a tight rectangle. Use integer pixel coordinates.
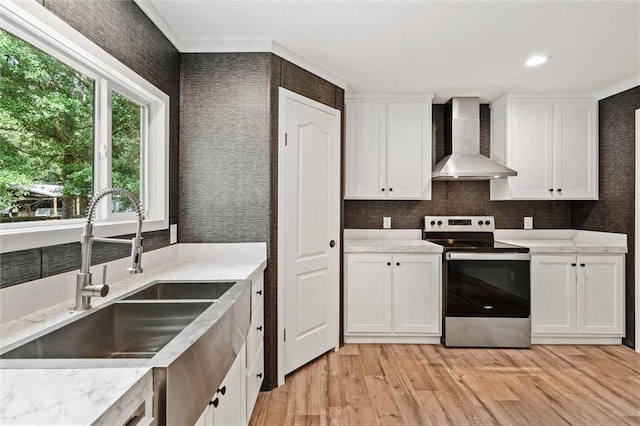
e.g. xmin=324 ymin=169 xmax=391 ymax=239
xmin=249 ymin=344 xmax=640 ymax=426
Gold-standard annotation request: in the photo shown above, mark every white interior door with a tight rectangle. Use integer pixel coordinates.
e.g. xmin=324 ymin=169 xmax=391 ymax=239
xmin=279 ymin=88 xmax=340 ymax=377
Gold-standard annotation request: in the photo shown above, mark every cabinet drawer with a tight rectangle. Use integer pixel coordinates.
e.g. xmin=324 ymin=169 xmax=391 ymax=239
xmin=247 ymin=302 xmax=264 ymax=365
xmin=246 ymin=343 xmax=264 ymax=422
xmin=251 ymin=276 xmax=264 ymax=313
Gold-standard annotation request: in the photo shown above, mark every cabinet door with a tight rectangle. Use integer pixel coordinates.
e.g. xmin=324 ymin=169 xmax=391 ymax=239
xmin=194 ymin=406 xmax=212 ymax=426
xmin=392 ymin=254 xmax=440 ymax=334
xmin=246 ymin=343 xmax=264 ymax=421
xmin=386 ymin=102 xmax=431 ymax=199
xmin=510 ymin=101 xmax=554 ymax=199
xmin=553 ymin=101 xmax=598 ymax=200
xmin=213 ymin=344 xmax=246 ymax=426
xmin=531 ymin=255 xmax=576 ymax=334
xmin=345 ymin=102 xmax=386 ymax=198
xmin=346 ymin=254 xmax=392 ymax=333
xmin=576 ymin=255 xmax=624 ymax=335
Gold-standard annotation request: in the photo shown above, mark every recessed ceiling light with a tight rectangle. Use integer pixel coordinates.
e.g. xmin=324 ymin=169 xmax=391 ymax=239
xmin=525 ymin=55 xmax=550 ymax=67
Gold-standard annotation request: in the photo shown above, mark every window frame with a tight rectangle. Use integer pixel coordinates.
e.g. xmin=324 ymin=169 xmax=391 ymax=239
xmin=0 ymin=1 xmax=169 ymax=253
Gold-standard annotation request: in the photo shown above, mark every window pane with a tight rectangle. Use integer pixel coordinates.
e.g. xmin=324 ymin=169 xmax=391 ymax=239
xmin=111 ymin=91 xmax=141 ymax=213
xmin=0 ymin=29 xmax=94 ymax=222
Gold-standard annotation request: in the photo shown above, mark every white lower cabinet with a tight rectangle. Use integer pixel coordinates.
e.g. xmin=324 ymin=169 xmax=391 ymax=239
xmin=246 ymin=275 xmax=264 ymax=422
xmin=195 ymin=343 xmax=246 ymax=426
xmin=531 ymin=254 xmax=624 ymax=338
xmin=194 ymin=272 xmax=265 ymax=426
xmin=345 ymin=253 xmax=441 ymax=342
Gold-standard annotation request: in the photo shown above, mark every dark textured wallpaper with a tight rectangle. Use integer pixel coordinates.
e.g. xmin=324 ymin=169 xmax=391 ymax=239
xmin=179 ymin=53 xmax=272 ymax=243
xmin=572 ymin=86 xmax=640 ymax=348
xmin=1 ymin=0 xmax=180 ymax=288
xmin=344 ymin=104 xmax=572 ymax=230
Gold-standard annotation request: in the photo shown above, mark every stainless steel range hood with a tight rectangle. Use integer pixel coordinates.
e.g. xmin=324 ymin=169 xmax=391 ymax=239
xmin=432 ymin=97 xmax=517 ymax=181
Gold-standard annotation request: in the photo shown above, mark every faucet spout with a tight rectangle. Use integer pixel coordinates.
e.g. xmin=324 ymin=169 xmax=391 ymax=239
xmin=74 ymin=187 xmax=145 ymax=310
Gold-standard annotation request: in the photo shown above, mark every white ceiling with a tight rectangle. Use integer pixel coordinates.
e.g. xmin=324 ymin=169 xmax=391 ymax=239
xmin=136 ymin=0 xmax=639 ymax=102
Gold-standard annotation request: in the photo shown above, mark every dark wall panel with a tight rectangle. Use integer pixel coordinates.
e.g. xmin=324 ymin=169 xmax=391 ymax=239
xmin=179 ymin=53 xmax=271 ymax=243
xmin=572 ymin=86 xmax=640 ymax=348
xmin=344 ymin=104 xmax=572 ymax=229
xmin=0 ymin=250 xmax=41 ymax=288
xmin=0 ymin=0 xmax=180 ymax=288
xmin=280 ymin=60 xmax=338 ymax=108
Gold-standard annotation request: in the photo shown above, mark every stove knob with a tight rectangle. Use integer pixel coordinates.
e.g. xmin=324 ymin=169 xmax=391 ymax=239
xmin=430 ymin=220 xmax=436 ymax=226
xmin=437 ymin=220 xmax=443 ymax=226
xmin=484 ymin=220 xmax=491 ymax=225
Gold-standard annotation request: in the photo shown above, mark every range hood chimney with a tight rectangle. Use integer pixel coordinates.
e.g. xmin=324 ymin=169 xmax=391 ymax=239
xmin=432 ymin=97 xmax=517 ymax=180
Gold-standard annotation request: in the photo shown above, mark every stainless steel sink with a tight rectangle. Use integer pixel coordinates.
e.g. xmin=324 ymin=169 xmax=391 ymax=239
xmin=123 ymin=281 xmax=236 ymax=301
xmin=0 ymin=301 xmax=212 ymax=359
xmin=0 ymin=278 xmax=253 ymax=426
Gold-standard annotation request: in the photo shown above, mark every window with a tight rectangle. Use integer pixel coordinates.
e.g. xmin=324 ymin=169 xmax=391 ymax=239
xmin=1 ymin=28 xmax=95 ymax=221
xmin=0 ymin=1 xmax=168 ymax=253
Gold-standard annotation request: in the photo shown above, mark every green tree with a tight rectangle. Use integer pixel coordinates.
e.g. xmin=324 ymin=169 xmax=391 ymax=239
xmin=0 ymin=29 xmax=142 ymax=218
xmin=0 ymin=28 xmax=94 ymax=217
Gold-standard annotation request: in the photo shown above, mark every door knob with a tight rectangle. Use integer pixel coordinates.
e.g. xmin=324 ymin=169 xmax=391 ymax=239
xmin=329 ymin=240 xmax=336 ymax=248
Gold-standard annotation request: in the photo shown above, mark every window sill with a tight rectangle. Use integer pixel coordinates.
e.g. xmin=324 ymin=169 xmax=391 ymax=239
xmin=0 ymin=219 xmax=168 ymax=254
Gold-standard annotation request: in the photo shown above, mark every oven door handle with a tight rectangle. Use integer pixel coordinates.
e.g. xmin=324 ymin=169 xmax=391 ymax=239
xmin=446 ymin=252 xmax=531 ymax=261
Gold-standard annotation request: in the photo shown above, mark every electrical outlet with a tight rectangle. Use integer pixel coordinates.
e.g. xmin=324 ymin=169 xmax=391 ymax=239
xmin=383 ymin=217 xmax=391 ymax=229
xmin=170 ymin=224 xmax=178 ymax=244
xmin=524 ymin=217 xmax=533 ymax=230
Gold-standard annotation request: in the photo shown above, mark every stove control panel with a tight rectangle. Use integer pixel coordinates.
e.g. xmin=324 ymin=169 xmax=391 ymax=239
xmin=424 ymin=216 xmax=495 ymax=232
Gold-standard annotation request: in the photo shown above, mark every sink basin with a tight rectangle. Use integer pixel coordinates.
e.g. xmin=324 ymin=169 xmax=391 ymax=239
xmin=0 ymin=301 xmax=212 ymax=359
xmin=123 ymin=281 xmax=237 ymax=301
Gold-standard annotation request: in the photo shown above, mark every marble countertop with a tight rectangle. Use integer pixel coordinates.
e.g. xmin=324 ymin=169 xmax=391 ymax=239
xmin=0 ymin=368 xmax=152 ymax=425
xmin=0 ymin=243 xmax=267 ymax=425
xmin=343 ymin=229 xmax=627 ymax=255
xmin=344 ymin=238 xmax=443 ymax=253
xmin=494 ymin=230 xmax=628 ymax=254
xmin=344 ymin=229 xmax=443 ymax=253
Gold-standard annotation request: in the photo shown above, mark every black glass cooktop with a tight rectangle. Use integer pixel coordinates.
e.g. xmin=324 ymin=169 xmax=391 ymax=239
xmin=429 ymin=240 xmax=529 ymax=253
xmin=424 ymin=232 xmax=529 ymax=253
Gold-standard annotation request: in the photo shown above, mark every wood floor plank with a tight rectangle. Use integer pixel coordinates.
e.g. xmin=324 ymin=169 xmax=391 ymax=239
xmin=249 ymin=344 xmax=640 ymax=426
xmin=363 ymin=375 xmax=403 ymax=426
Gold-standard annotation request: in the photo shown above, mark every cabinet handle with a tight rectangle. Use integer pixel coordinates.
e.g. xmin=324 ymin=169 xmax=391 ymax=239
xmin=256 ymin=290 xmax=262 ymax=295
xmin=549 ymin=188 xmax=553 ymax=192
xmin=387 ymin=262 xmax=391 ymax=266
xmin=571 ymin=263 xmax=577 ymax=267
xmin=257 ymin=373 xmax=263 ymax=379
xmin=217 ymin=386 xmax=226 ymax=395
xmin=209 ymin=398 xmax=219 ymax=407
xmin=396 ymin=262 xmax=400 ymax=266
xmin=329 ymin=240 xmax=336 ymax=248
xmin=389 ymin=188 xmax=393 ymax=192
xmin=257 ymin=326 xmax=263 ymax=331
xmin=557 ymin=188 xmax=562 ymax=192
xmin=381 ymin=188 xmax=385 ymax=191
xmin=580 ymin=263 xmax=586 ymax=267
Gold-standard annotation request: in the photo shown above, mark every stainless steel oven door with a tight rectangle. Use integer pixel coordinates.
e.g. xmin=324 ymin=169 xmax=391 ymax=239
xmin=444 ymin=252 xmax=531 ymax=318
xmin=444 ymin=251 xmax=531 ymax=348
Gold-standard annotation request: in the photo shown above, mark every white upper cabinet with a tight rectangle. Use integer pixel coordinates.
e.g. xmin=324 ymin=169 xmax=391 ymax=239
xmin=345 ymin=95 xmax=432 ymax=200
xmin=490 ymin=96 xmax=598 ymax=200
